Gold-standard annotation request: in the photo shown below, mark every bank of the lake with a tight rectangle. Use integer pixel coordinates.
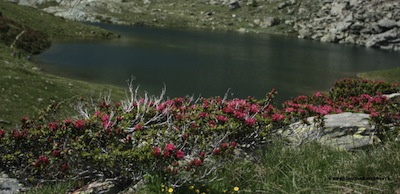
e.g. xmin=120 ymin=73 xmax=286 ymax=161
xmin=13 ymin=0 xmax=400 ymax=52
xmin=0 ymin=1 xmax=126 ymax=126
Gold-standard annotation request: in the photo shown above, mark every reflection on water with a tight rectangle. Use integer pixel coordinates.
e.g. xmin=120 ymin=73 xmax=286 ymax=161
xmin=34 ymin=24 xmax=400 ymax=103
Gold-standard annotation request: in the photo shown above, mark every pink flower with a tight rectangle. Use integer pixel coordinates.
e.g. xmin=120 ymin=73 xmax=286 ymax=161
xmin=271 ymin=113 xmax=285 ymax=122
xmin=250 ymin=104 xmax=259 ymax=114
xmin=64 ymin=118 xmax=72 ymax=125
xmin=48 ymin=122 xmax=58 ymax=131
xmin=21 ymin=116 xmax=28 ymax=123
xmin=199 ymin=151 xmax=205 ymax=159
xmin=175 ymin=150 xmax=185 ymax=159
xmin=191 ymin=123 xmax=198 ymax=129
xmin=156 ymin=104 xmax=164 ymax=111
xmin=174 ymin=97 xmax=183 ymax=105
xmin=165 ymin=143 xmax=176 ymax=152
xmin=0 ymin=129 xmax=5 ymax=139
xmin=221 ymin=142 xmax=229 ymax=149
xmin=182 ymin=133 xmax=189 ymax=141
xmin=163 ymin=151 xmax=171 ymax=159
xmin=192 ymin=159 xmax=202 ymax=167
xmin=216 ymin=115 xmax=228 ymax=123
xmin=153 ymin=147 xmax=161 ymax=157
xmin=52 ymin=150 xmax=60 ymax=157
xmin=213 ymin=148 xmax=221 ymax=155
xmin=74 ymin=120 xmax=85 ymax=129
xmin=134 ymin=124 xmax=143 ymax=131
xmin=285 ymin=107 xmax=295 ymax=113
xmin=234 ymin=111 xmax=246 ymax=119
xmin=208 ymin=120 xmax=216 ymax=128
xmin=39 ymin=155 xmax=49 ymax=164
xmin=101 ymin=114 xmax=109 ymax=122
xmin=244 ymin=117 xmax=256 ymax=127
xmin=61 ymin=163 xmax=69 ymax=171
xmin=223 ymin=107 xmax=234 ymax=114
xmin=94 ymin=111 xmax=101 ymax=117
xmin=314 ymin=91 xmax=322 ymax=97
xmin=198 ymin=112 xmax=209 ymax=119
xmin=115 ymin=102 xmax=121 ymax=107
xmin=230 ymin=141 xmax=237 ymax=149
xmin=370 ymin=112 xmax=379 ymax=118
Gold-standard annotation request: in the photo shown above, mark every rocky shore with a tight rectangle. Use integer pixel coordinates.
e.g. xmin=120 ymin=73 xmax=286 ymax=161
xmin=9 ymin=0 xmax=400 ymax=51
xmin=295 ymin=0 xmax=400 ymax=51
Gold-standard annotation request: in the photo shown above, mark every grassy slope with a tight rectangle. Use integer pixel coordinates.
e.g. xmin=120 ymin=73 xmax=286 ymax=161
xmin=357 ymin=67 xmax=400 ymax=83
xmin=0 ymin=1 xmax=115 ymax=39
xmin=0 ymin=1 xmax=125 ymax=126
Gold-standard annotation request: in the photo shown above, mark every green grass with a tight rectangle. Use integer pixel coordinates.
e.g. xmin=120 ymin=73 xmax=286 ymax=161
xmin=357 ymin=67 xmax=400 ymax=83
xmin=131 ymin=141 xmax=400 ymax=194
xmin=0 ymin=1 xmax=126 ymax=126
xmin=22 ymin=141 xmax=400 ymax=193
xmin=0 ymin=0 xmax=116 ymax=39
xmin=0 ymin=43 xmax=127 ymax=126
xmin=22 ymin=181 xmax=80 ymax=194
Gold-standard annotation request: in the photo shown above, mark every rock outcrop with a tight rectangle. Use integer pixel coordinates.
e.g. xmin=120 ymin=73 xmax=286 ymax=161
xmin=279 ymin=112 xmax=380 ymax=150
xmin=294 ymin=0 xmax=400 ymax=51
xmin=8 ymin=0 xmax=400 ymax=51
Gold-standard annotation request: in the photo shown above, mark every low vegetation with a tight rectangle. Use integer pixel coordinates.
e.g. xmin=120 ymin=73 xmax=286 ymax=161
xmin=0 ymin=1 xmax=399 ymax=193
xmin=1 ymin=78 xmax=399 ymax=193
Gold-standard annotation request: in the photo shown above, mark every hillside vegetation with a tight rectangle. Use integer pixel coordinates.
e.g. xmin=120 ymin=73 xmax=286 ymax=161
xmin=0 ymin=1 xmax=125 ymax=126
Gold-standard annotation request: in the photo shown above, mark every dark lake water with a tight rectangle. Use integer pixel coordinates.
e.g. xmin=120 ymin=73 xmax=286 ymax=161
xmin=34 ymin=24 xmax=400 ymax=103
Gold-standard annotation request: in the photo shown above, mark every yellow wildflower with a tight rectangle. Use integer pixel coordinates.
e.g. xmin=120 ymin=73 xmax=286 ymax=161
xmin=189 ymin=185 xmax=195 ymax=190
xmin=168 ymin=187 xmax=174 ymax=193
xmin=234 ymin=186 xmax=239 ymax=192
xmin=195 ymin=189 xmax=200 ymax=193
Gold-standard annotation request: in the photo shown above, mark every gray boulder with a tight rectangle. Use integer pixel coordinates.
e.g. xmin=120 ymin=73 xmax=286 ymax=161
xmin=279 ymin=112 xmax=380 ymax=150
xmin=260 ymin=17 xmax=280 ymax=28
xmin=365 ymin=28 xmax=399 ymax=47
xmin=377 ymin=18 xmax=398 ymax=29
xmin=0 ymin=172 xmax=22 ymax=194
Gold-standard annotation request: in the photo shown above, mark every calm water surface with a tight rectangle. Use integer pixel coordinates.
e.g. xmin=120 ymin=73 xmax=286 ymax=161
xmin=34 ymin=24 xmax=400 ymax=103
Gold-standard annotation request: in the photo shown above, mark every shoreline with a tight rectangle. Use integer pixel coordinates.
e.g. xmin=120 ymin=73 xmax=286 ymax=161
xmin=13 ymin=0 xmax=400 ymax=52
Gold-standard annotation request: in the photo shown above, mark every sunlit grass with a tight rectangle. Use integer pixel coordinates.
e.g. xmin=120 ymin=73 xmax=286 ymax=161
xmin=357 ymin=67 xmax=400 ymax=83
xmin=132 ymin=141 xmax=400 ymax=194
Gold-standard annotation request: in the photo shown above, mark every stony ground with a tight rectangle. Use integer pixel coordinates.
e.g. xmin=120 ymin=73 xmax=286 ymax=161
xmin=11 ymin=0 xmax=400 ymax=51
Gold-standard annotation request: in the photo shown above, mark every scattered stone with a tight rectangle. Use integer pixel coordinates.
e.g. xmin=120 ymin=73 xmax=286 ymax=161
xmin=377 ymin=18 xmax=397 ymax=29
xmin=330 ymin=2 xmax=348 ymax=16
xmin=229 ymin=1 xmax=240 ymax=10
xmin=69 ymin=180 xmax=117 ymax=194
xmin=320 ymin=33 xmax=337 ymax=43
xmin=0 ymin=172 xmax=22 ymax=194
xmin=261 ymin=17 xmax=279 ymax=28
xmin=336 ymin=21 xmax=352 ymax=32
xmin=237 ymin=28 xmax=247 ymax=33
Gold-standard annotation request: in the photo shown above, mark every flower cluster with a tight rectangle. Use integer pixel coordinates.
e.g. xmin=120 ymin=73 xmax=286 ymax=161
xmin=0 ymin=78 xmax=398 ymax=189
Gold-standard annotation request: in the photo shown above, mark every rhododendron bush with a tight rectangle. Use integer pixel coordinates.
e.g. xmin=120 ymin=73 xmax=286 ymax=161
xmin=0 ymin=78 xmax=399 ymax=188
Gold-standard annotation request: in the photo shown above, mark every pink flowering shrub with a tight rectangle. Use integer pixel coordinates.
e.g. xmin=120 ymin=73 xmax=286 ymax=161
xmin=0 ymin=78 xmax=398 ymax=188
xmin=283 ymin=79 xmax=399 ymax=139
xmin=0 ymin=83 xmax=281 ymax=187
